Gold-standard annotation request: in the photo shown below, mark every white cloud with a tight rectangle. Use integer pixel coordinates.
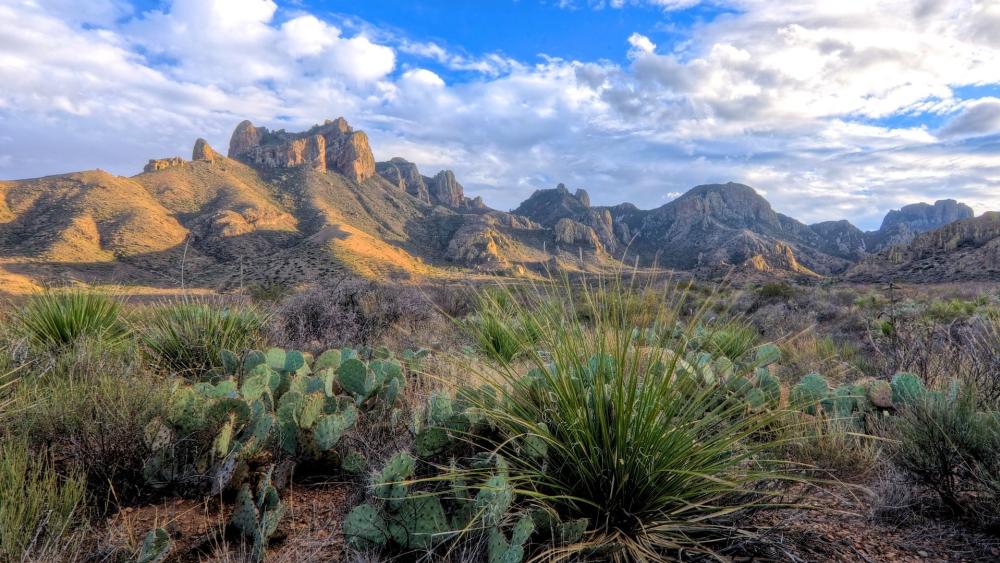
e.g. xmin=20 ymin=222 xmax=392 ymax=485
xmin=627 ymin=33 xmax=657 ymax=55
xmin=0 ymin=0 xmax=999 ymax=230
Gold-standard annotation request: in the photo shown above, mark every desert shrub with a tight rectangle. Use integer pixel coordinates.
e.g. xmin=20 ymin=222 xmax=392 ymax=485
xmin=272 ymin=279 xmax=434 ymax=350
xmin=462 ymin=275 xmax=797 ymax=560
xmin=923 ymin=298 xmax=979 ymax=323
xmin=14 ymin=289 xmax=128 ymax=350
xmin=424 ymin=284 xmax=476 ymax=318
xmin=758 ymin=282 xmax=795 ymax=300
xmin=957 ymin=312 xmax=1000 ymax=408
xmin=246 ymin=281 xmax=292 ymax=303
xmin=889 ymin=388 xmax=1000 ymax=529
xmin=15 ymin=372 xmax=171 ymax=506
xmin=0 ymin=440 xmax=87 ymax=560
xmin=141 ymin=301 xmax=265 ymax=378
xmin=780 ymin=418 xmax=883 ymax=478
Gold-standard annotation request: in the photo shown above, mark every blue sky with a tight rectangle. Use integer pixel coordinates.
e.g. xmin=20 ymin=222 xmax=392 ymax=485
xmin=1 ymin=0 xmax=999 ymax=229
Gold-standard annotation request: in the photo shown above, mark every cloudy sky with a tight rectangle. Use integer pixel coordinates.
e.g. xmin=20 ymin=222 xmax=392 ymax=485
xmin=1 ymin=0 xmax=999 ymax=229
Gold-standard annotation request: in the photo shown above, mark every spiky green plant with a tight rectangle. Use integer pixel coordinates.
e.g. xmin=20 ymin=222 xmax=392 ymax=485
xmin=15 ymin=289 xmax=129 ymax=350
xmin=462 ymin=273 xmax=799 ymax=561
xmin=140 ymin=301 xmax=266 ymax=379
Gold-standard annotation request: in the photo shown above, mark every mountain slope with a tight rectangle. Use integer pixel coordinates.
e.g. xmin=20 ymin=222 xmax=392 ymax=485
xmin=0 ymin=116 xmax=985 ymax=291
xmin=847 ymin=213 xmax=1000 ymax=282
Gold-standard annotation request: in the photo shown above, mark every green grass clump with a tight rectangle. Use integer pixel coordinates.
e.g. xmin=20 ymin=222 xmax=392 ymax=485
xmin=464 ymin=274 xmax=798 ymax=560
xmin=140 ymin=301 xmax=266 ymax=378
xmin=0 ymin=441 xmax=87 ymax=559
xmin=14 ymin=289 xmax=128 ymax=350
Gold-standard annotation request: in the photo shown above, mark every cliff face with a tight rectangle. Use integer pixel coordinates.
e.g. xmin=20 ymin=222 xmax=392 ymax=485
xmin=227 ymin=118 xmax=376 ymax=182
xmin=865 ymin=199 xmax=975 ymax=251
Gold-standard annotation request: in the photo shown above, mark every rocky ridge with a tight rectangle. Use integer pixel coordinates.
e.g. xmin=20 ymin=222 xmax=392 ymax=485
xmin=0 ymin=116 xmax=987 ymax=290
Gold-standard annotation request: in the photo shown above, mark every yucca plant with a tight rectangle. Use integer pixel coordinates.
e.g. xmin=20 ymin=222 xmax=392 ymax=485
xmin=14 ymin=289 xmax=129 ymax=350
xmin=140 ymin=300 xmax=266 ymax=378
xmin=462 ymin=273 xmax=800 ymax=561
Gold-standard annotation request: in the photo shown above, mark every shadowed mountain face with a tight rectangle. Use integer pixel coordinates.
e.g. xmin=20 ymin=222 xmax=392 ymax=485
xmin=0 ymin=118 xmax=986 ymax=292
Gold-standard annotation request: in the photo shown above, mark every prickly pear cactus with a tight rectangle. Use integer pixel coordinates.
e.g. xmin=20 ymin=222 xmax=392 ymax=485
xmin=229 ymin=467 xmax=284 ymax=562
xmin=342 ymin=450 xmax=367 ymax=475
xmin=488 ymin=514 xmax=535 ymax=563
xmin=791 ymin=373 xmax=829 ymax=415
xmin=754 ymin=343 xmax=781 ymax=368
xmin=891 ymin=373 xmax=925 ymax=406
xmin=754 ymin=369 xmax=781 ymax=408
xmin=865 ymin=379 xmax=893 ymax=408
xmin=831 ymin=384 xmax=856 ymax=419
xmin=137 ymin=527 xmax=171 ymax=563
xmin=343 ymin=502 xmax=390 ymax=548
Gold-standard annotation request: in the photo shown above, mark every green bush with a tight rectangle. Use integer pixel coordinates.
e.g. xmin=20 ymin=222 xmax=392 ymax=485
xmin=463 ymin=275 xmax=796 ymax=560
xmin=758 ymin=282 xmax=795 ymax=300
xmin=890 ymin=387 xmax=1000 ymax=528
xmin=0 ymin=440 xmax=87 ymax=560
xmin=14 ymin=289 xmax=129 ymax=350
xmin=140 ymin=301 xmax=266 ymax=378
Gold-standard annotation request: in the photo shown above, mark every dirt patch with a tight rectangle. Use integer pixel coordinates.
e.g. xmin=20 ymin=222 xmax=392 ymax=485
xmin=98 ymin=482 xmax=355 ymax=562
xmin=747 ymin=484 xmax=1000 ymax=562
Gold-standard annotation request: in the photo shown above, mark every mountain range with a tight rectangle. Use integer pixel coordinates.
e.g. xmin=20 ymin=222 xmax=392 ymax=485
xmin=0 ymin=117 xmax=988 ymax=292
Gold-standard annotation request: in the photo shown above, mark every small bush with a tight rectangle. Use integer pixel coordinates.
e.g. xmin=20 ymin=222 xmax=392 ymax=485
xmin=272 ymin=279 xmax=434 ymax=350
xmin=0 ymin=440 xmax=87 ymax=559
xmin=890 ymin=388 xmax=1000 ymax=529
xmin=14 ymin=290 xmax=128 ymax=350
xmin=15 ymin=372 xmax=170 ymax=507
xmin=141 ymin=301 xmax=265 ymax=378
xmin=758 ymin=282 xmax=795 ymax=300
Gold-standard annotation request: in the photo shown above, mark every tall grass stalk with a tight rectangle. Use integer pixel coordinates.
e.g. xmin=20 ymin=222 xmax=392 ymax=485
xmin=463 ymin=272 xmax=802 ymax=561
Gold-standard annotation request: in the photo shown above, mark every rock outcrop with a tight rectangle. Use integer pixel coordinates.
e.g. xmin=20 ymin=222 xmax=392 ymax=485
xmin=809 ymin=220 xmax=867 ymax=261
xmin=377 ymin=158 xmax=430 ymax=202
xmin=554 ymin=218 xmax=603 ymax=252
xmin=864 ymin=199 xmax=975 ymax=251
xmin=227 ymin=118 xmax=376 ymax=182
xmin=192 ymin=138 xmax=220 ymax=162
xmin=516 ymin=184 xmax=618 ymax=253
xmin=143 ymin=157 xmax=185 ymax=173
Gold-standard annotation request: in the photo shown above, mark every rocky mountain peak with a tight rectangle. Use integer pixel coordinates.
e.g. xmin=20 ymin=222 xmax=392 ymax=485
xmin=226 ymin=117 xmax=375 ymax=182
xmin=665 ymin=182 xmax=780 ymax=229
xmin=880 ymin=199 xmax=974 ymax=232
xmin=192 ymin=138 xmax=220 ymax=162
xmin=376 ymin=158 xmax=430 ymax=203
xmin=427 ymin=170 xmax=465 ymax=208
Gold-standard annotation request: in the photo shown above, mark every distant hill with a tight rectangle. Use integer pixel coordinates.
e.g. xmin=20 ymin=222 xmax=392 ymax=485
xmin=0 ymin=117 xmax=983 ymax=292
xmin=847 ymin=212 xmax=1000 ymax=283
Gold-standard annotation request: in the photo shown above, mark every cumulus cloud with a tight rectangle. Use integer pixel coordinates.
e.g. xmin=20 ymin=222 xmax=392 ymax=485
xmin=0 ymin=0 xmax=999 ymax=230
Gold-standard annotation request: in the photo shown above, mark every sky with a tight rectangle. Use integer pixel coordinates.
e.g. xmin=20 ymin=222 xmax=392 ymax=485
xmin=1 ymin=1 xmax=999 ymax=230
